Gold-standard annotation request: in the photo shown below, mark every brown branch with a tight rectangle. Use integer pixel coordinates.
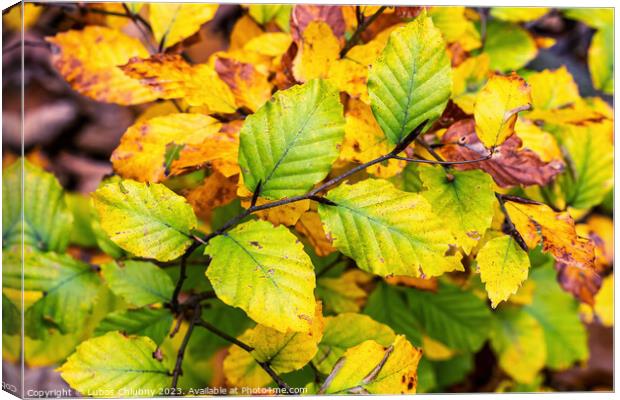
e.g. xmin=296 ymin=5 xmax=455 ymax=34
xmin=340 ymin=6 xmax=387 ymax=57
xmin=495 ymin=193 xmax=529 ymax=252
xmin=195 ymin=320 xmax=293 ymax=393
xmin=170 ymin=303 xmax=201 ymax=390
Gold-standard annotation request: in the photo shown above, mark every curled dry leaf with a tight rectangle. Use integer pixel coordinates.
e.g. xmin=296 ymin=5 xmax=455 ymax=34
xmin=504 ymin=199 xmax=600 ymax=305
xmin=290 ymin=5 xmax=346 ymax=42
xmin=121 ymin=54 xmax=237 ymax=113
xmin=439 ymin=119 xmax=564 ymax=187
xmin=46 ymin=26 xmax=158 ymax=105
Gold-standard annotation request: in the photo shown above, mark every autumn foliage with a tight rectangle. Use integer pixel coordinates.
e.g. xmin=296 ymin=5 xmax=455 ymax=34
xmin=2 ymin=3 xmax=614 ymax=396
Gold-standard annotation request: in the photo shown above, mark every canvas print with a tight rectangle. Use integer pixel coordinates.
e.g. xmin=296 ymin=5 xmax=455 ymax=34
xmin=1 ymin=2 xmax=614 ymax=397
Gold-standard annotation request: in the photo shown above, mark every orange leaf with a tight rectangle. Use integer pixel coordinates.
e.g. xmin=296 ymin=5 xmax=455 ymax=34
xmin=121 ymin=54 xmax=237 ymax=113
xmin=295 ymin=211 xmax=336 ymax=257
xmin=185 ymin=172 xmax=238 ymax=221
xmin=46 ymin=26 xmax=158 ymax=105
xmin=214 ymin=57 xmax=272 ymax=112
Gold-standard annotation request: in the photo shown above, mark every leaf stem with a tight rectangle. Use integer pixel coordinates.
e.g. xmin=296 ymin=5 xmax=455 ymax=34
xmin=495 ymin=193 xmax=529 ymax=252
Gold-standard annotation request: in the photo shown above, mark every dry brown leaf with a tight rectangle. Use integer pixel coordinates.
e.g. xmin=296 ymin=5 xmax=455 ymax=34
xmin=439 ymin=119 xmax=564 ymax=187
xmin=185 ymin=172 xmax=238 ymax=220
xmin=46 ymin=26 xmax=158 ymax=105
xmin=290 ymin=5 xmax=346 ymax=42
xmin=214 ymin=57 xmax=272 ymax=112
xmin=121 ymin=54 xmax=237 ymax=113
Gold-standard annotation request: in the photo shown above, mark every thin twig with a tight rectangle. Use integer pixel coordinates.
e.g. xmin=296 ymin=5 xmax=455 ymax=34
xmin=196 ymin=320 xmax=293 ymax=392
xmin=170 ymin=303 xmax=201 ymax=389
xmin=171 ymin=241 xmax=201 ymax=312
xmin=340 ymin=6 xmax=387 ymax=57
xmin=392 ymin=153 xmax=492 ymax=165
xmin=495 ymin=193 xmax=529 ymax=252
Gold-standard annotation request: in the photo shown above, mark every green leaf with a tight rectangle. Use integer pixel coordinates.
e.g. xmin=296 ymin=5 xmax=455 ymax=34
xmin=490 ymin=308 xmax=546 ymax=384
xmin=557 ymin=123 xmax=613 ymax=209
xmin=402 ymin=163 xmax=424 ymax=193
xmin=2 ymin=293 xmax=20 ymax=335
xmin=432 ymin=353 xmax=474 ymax=389
xmin=249 ymin=4 xmax=292 ymax=31
xmin=364 ymin=283 xmax=423 ymax=346
xmin=368 ymin=15 xmax=451 ymax=145
xmin=58 ymin=331 xmax=170 ymax=397
xmin=3 ymin=159 xmax=73 ymax=252
xmin=313 ymin=313 xmax=395 ymax=374
xmin=188 ymin=300 xmax=254 ymax=359
xmin=66 ymin=193 xmax=98 ymax=248
xmin=483 ymin=20 xmax=537 ymax=72
xmin=95 ymin=308 xmax=173 ymax=346
xmin=3 ymin=251 xmax=101 ymax=339
xmin=477 ymin=235 xmax=531 ymax=308
xmin=420 ymin=166 xmax=495 ymax=253
xmin=238 ymin=79 xmax=345 ymax=199
xmin=563 ymin=8 xmax=613 ymax=30
xmin=316 ymin=270 xmax=367 ymax=314
xmin=205 ymin=219 xmax=316 ymax=332
xmin=101 ymin=261 xmax=174 ymax=307
xmin=405 ymin=281 xmax=491 ymax=352
xmin=415 ymin=358 xmax=437 ymax=393
xmin=525 ymin=266 xmax=588 ymax=369
xmin=318 ymin=179 xmax=462 ymax=277
xmin=92 ymin=179 xmax=197 ymax=261
xmin=589 ymin=25 xmax=613 ymax=95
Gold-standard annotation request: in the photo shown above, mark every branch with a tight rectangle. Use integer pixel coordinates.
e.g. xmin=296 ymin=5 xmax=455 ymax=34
xmin=170 ymin=241 xmax=202 ymax=312
xmin=170 ymin=303 xmax=201 ymax=390
xmin=392 ymin=153 xmax=492 ymax=165
xmin=340 ymin=6 xmax=387 ymax=57
xmin=196 ymin=320 xmax=293 ymax=393
xmin=495 ymin=193 xmax=529 ymax=252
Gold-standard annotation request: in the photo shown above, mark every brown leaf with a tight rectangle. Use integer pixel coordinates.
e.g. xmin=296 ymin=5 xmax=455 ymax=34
xmin=504 ymin=198 xmax=600 ymax=305
xmin=121 ymin=54 xmax=237 ymax=113
xmin=439 ymin=119 xmax=564 ymax=187
xmin=272 ymin=42 xmax=299 ymax=90
xmin=185 ymin=172 xmax=238 ymax=221
xmin=393 ymin=7 xmax=425 ymax=19
xmin=214 ymin=57 xmax=272 ymax=112
xmin=291 ymin=5 xmax=346 ymax=42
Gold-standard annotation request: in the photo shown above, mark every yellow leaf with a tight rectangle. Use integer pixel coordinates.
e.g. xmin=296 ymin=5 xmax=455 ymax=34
xmin=320 ymin=335 xmax=422 ymax=394
xmin=317 ymin=270 xmax=370 ymax=313
xmin=477 ymin=235 xmax=530 ymax=308
xmin=121 ymin=54 xmax=237 ymax=113
xmin=249 ymin=199 xmax=310 ymax=227
xmin=581 ymin=273 xmax=613 ymax=326
xmin=474 ymin=73 xmax=532 ymax=147
xmin=429 ymin=6 xmax=481 ymax=51
xmin=576 ymin=215 xmax=614 ymax=270
xmin=422 ymin=335 xmax=455 ymax=361
xmin=214 ymin=57 xmax=272 ymax=112
xmin=514 ymin=118 xmax=563 ymax=162
xmin=527 ymin=67 xmax=580 ymax=110
xmin=223 ymin=303 xmax=324 ymax=388
xmin=46 ymin=26 xmax=157 ymax=105
xmin=149 ymin=3 xmax=218 ymax=48
xmin=508 ymin=279 xmax=536 ymax=306
xmin=339 ymin=99 xmax=405 ymax=178
xmin=170 ymin=120 xmax=241 ymax=178
xmin=491 ymin=310 xmax=546 ymax=384
xmin=3 ymin=3 xmax=42 ymax=30
xmin=111 ymin=113 xmax=222 ymax=182
xmin=293 ymin=21 xmax=341 ymax=82
xmin=490 ymin=7 xmax=550 ymax=22
xmin=295 ymin=211 xmax=336 ymax=257
xmin=243 ymin=32 xmax=293 ymax=57
xmin=328 ymin=28 xmax=393 ymax=103
xmin=451 ymin=53 xmax=490 ymax=114
xmin=230 ymin=15 xmax=264 ymax=51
